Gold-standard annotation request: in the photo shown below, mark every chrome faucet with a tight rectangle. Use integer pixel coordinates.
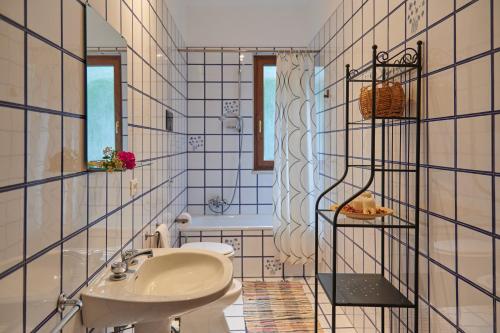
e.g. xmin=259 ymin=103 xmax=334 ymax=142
xmin=111 ymin=249 xmax=153 ymax=281
xmin=208 ymin=196 xmax=228 ymax=212
xmin=122 ymin=249 xmax=153 ymax=269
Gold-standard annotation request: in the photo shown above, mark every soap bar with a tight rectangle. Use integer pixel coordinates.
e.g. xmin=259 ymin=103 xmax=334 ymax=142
xmin=348 ymin=191 xmax=377 ymax=214
xmin=360 ymin=191 xmax=372 ymax=198
xmin=351 ymin=197 xmax=364 ymax=211
xmin=362 ymin=197 xmax=376 ymax=214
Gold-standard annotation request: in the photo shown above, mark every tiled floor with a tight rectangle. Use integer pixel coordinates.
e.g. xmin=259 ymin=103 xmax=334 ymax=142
xmin=116 ymin=276 xmax=356 ymax=333
xmin=225 ymin=277 xmax=358 ymax=333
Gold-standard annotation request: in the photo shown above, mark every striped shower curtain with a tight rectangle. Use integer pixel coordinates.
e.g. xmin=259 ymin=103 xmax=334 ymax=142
xmin=272 ymin=53 xmax=320 ymax=265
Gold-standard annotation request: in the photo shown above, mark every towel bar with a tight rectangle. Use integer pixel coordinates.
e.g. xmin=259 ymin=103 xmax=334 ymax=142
xmin=50 ymin=293 xmax=83 ymax=333
xmin=145 ymin=231 xmax=160 ymax=248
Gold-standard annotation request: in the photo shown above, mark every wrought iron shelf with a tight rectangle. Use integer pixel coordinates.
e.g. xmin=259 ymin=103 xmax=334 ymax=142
xmin=346 ymin=117 xmax=418 ymax=130
xmin=348 ymin=116 xmax=417 ymax=124
xmin=317 ymin=209 xmax=416 ymax=229
xmin=350 ymin=164 xmax=417 ymax=173
xmin=313 ymin=42 xmax=422 ymax=333
xmin=348 ymin=47 xmax=420 ymax=81
xmin=317 ymin=273 xmax=415 ymax=308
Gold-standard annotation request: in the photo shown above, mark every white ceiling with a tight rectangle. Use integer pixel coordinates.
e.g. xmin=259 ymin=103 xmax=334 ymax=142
xmin=165 ymin=0 xmax=341 ymax=47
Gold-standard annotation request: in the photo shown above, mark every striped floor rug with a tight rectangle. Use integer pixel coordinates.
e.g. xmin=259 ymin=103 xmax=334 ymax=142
xmin=243 ymin=281 xmax=323 ymax=333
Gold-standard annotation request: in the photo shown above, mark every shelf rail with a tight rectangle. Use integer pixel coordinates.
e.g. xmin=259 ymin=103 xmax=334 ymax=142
xmin=50 ymin=294 xmax=83 ymax=333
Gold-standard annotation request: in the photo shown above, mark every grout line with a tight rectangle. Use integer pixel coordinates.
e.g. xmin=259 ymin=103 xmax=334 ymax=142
xmin=10 ymin=0 xmax=190 ymax=330
xmin=315 ymin=0 xmax=498 ymax=332
xmin=22 ymin=0 xmax=28 ymax=330
xmin=59 ymin=0 xmax=65 ymax=326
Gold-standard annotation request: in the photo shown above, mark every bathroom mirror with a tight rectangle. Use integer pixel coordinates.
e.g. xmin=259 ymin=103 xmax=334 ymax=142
xmin=85 ymin=5 xmax=128 ymax=165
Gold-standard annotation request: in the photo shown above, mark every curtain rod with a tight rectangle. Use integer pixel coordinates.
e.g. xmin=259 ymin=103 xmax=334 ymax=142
xmin=177 ymin=47 xmax=320 ymax=54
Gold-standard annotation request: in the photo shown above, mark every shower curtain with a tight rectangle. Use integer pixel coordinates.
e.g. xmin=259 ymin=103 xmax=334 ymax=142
xmin=272 ymin=53 xmax=319 ymax=265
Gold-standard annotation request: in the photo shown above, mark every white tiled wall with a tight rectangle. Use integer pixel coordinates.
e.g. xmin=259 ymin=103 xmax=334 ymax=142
xmin=0 ymin=0 xmax=187 ymax=332
xmin=180 ymin=228 xmax=312 ymax=278
xmin=186 ymin=51 xmax=274 ymax=215
xmin=312 ymin=0 xmax=498 ymax=332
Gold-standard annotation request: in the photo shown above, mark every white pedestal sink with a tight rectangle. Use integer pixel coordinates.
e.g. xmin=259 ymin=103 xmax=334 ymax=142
xmin=81 ymin=248 xmax=233 ymax=332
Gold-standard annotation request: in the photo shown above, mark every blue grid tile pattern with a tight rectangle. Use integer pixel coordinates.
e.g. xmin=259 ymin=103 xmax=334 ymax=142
xmin=0 ymin=0 xmax=188 ymax=331
xmin=186 ymin=50 xmax=274 ymax=215
xmin=312 ymin=0 xmax=498 ymax=332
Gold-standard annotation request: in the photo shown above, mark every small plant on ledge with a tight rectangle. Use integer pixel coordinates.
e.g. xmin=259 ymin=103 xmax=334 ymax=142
xmin=88 ymin=147 xmax=136 ymax=172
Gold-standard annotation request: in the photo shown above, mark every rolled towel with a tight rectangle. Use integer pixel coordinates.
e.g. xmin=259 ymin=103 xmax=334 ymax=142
xmin=176 ymin=212 xmax=192 ymax=224
xmin=155 ymin=224 xmax=170 ymax=248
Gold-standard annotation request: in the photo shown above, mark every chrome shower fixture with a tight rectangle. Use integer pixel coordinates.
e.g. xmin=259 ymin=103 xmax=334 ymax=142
xmin=208 ymin=196 xmax=229 ymax=213
xmin=207 ymin=53 xmax=245 ymax=214
xmin=220 ymin=100 xmax=242 ymax=132
xmin=219 ymin=114 xmax=242 ymax=132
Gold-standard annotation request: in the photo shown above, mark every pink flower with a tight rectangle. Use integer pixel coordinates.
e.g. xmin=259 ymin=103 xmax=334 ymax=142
xmin=117 ymin=151 xmax=136 ymax=170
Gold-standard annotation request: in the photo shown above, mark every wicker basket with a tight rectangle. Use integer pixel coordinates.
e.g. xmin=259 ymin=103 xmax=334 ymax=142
xmin=359 ymin=82 xmax=405 ymax=119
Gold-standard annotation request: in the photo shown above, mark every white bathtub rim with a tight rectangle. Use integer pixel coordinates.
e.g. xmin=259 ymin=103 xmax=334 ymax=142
xmin=179 ymin=214 xmax=273 ymax=231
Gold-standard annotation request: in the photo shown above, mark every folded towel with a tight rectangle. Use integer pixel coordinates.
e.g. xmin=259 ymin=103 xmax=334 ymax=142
xmin=176 ymin=212 xmax=192 ymax=224
xmin=155 ymin=224 xmax=169 ymax=248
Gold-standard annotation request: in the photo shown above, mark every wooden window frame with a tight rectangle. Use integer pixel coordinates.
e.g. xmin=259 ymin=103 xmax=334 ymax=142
xmin=253 ymin=55 xmax=276 ymax=171
xmin=87 ymin=55 xmax=123 ymax=152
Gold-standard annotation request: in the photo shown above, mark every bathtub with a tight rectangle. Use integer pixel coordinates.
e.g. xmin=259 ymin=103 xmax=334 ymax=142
xmin=179 ymin=214 xmax=273 ymax=231
xmin=178 ymin=214 xmax=312 ymax=278
xmin=179 ymin=214 xmax=279 ymax=279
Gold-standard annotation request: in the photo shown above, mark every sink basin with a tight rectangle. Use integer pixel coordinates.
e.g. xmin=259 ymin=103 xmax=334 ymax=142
xmin=81 ymin=248 xmax=233 ymax=332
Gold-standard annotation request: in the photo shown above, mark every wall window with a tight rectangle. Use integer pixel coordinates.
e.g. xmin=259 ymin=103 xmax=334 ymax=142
xmin=253 ymin=55 xmax=276 ymax=170
xmin=86 ymin=56 xmax=122 ymax=162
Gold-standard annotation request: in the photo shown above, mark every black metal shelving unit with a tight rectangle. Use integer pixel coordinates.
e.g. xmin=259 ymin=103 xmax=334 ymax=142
xmin=314 ymin=42 xmax=422 ymax=333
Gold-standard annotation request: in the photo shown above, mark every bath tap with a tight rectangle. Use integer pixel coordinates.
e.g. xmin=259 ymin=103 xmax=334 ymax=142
xmin=208 ymin=196 xmax=229 ymax=212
